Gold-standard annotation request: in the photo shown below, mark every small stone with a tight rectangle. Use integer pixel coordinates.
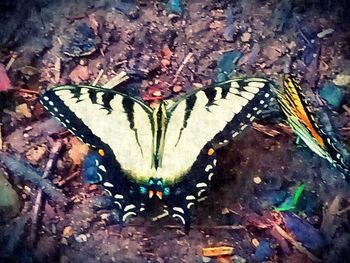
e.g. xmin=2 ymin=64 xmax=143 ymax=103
xmin=334 ymin=74 xmax=350 ymax=86
xmin=317 ymin=28 xmax=334 ymax=38
xmin=241 ymin=32 xmax=251 ymax=42
xmin=60 ymin=237 xmax=68 ymax=246
xmin=252 ymin=238 xmax=260 ymax=247
xmin=253 ymin=176 xmax=262 ymax=184
xmin=15 ymin=103 xmax=32 ymax=118
xmin=173 ymin=85 xmax=182 ymax=93
xmin=75 ymin=234 xmax=88 ymax=243
xmin=161 ymin=59 xmax=171 ymax=67
xmin=63 ymin=226 xmax=74 ymax=238
xmin=153 ymin=90 xmax=162 ymax=97
xmin=79 ymin=59 xmax=87 ymax=66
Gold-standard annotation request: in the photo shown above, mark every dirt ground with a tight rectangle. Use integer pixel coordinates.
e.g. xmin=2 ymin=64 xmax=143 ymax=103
xmin=1 ymin=0 xmax=350 ymax=262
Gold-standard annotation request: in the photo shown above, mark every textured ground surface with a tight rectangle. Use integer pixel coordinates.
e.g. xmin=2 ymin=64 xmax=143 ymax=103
xmin=1 ymin=0 xmax=350 ymax=262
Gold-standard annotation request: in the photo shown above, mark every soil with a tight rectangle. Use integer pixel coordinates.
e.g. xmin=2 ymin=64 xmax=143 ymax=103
xmin=1 ymin=0 xmax=350 ymax=262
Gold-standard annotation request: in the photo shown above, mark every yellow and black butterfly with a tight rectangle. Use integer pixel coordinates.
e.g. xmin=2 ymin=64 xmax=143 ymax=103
xmin=276 ymin=75 xmax=350 ymax=178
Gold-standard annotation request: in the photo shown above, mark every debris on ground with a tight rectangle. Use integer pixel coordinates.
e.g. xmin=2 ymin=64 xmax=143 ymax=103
xmin=1 ymin=0 xmax=350 ymax=262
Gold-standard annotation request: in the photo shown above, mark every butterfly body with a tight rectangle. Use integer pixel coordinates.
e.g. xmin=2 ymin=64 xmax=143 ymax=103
xmin=40 ymin=77 xmax=274 ymax=228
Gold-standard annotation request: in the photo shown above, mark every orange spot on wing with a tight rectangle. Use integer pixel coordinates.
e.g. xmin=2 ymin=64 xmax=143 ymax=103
xmin=208 ymin=148 xmax=215 ymax=156
xmin=98 ymin=149 xmax=105 ymax=156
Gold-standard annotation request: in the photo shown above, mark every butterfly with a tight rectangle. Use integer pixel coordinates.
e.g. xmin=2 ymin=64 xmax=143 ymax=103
xmin=276 ymin=75 xmax=350 ymax=178
xmin=40 ymin=77 xmax=274 ymax=230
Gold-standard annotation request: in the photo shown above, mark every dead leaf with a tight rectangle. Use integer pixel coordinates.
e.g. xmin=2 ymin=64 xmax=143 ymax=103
xmin=19 ymin=65 xmax=39 ymax=76
xmin=69 ymin=65 xmax=90 ymax=83
xmin=0 ymin=124 xmax=2 ymax=150
xmin=161 ymin=44 xmax=173 ymax=60
xmin=252 ymin=123 xmax=281 ymax=137
xmin=63 ymin=226 xmax=74 ymax=238
xmin=15 ymin=103 xmax=32 ymax=118
xmin=53 ymin=56 xmax=61 ymax=83
xmin=0 ymin=63 xmax=11 ymax=92
xmin=202 ymin=246 xmax=234 ymax=257
xmin=88 ymin=13 xmax=99 ymax=35
xmin=26 ymin=145 xmax=47 ymax=164
xmin=68 ymin=137 xmax=89 ymax=165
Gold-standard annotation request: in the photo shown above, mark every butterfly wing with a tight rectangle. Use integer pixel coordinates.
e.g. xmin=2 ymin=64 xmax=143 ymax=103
xmin=157 ymin=78 xmax=275 ymax=228
xmin=157 ymin=78 xmax=275 ymax=184
xmin=41 ymin=85 xmax=155 ymax=221
xmin=276 ymin=75 xmax=350 ymax=177
xmin=41 ymin=85 xmax=155 ymax=182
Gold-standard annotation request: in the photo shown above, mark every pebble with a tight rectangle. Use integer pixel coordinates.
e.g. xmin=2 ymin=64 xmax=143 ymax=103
xmin=333 ymin=74 xmax=350 ymax=86
xmin=241 ymin=32 xmax=251 ymax=42
xmin=317 ymin=28 xmax=334 ymax=38
xmin=253 ymin=176 xmax=262 ymax=184
xmin=75 ymin=234 xmax=88 ymax=243
xmin=173 ymin=85 xmax=182 ymax=93
xmin=63 ymin=226 xmax=74 ymax=238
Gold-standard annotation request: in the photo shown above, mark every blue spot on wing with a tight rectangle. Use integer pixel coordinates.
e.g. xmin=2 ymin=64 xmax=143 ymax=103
xmin=83 ymin=152 xmax=103 ymax=183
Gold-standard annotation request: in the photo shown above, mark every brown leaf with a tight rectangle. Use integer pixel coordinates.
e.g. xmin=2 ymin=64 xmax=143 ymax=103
xmin=69 ymin=65 xmax=90 ymax=83
xmin=68 ymin=137 xmax=89 ymax=165
xmin=0 ymin=63 xmax=11 ymax=92
xmin=161 ymin=44 xmax=173 ymax=60
xmin=62 ymin=226 xmax=74 ymax=238
xmin=26 ymin=145 xmax=47 ymax=164
xmin=202 ymin=247 xmax=234 ymax=257
xmin=15 ymin=103 xmax=32 ymax=118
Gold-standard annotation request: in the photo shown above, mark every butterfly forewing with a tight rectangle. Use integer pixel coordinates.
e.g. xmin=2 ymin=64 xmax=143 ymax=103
xmin=157 ymin=78 xmax=275 ymax=184
xmin=41 ymin=85 xmax=155 ymax=182
xmin=276 ymin=75 xmax=350 ymax=177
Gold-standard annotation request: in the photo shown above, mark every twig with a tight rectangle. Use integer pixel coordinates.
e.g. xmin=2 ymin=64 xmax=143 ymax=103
xmin=103 ymin=71 xmax=129 ymax=89
xmin=0 ymin=151 xmax=66 ymax=202
xmin=29 ymin=140 xmax=63 ymax=245
xmin=57 ymin=170 xmax=80 ymax=186
xmin=335 ymin=205 xmax=350 ymax=216
xmin=5 ymin=53 xmax=17 ymax=71
xmin=252 ymin=122 xmax=281 ymax=137
xmin=152 ymin=211 xmax=169 ymax=221
xmin=163 ymin=224 xmax=245 ymax=230
xmin=172 ymin=53 xmax=193 ymax=84
xmin=92 ymin=69 xmax=104 ymax=86
xmin=12 ymin=88 xmax=40 ymax=95
xmin=273 ymin=224 xmax=322 ymax=262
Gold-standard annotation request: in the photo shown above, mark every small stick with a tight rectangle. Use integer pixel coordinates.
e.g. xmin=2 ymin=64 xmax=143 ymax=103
xmin=335 ymin=205 xmax=350 ymax=216
xmin=163 ymin=224 xmax=245 ymax=230
xmin=103 ymin=71 xmax=129 ymax=90
xmin=152 ymin=211 xmax=169 ymax=221
xmin=57 ymin=170 xmax=80 ymax=186
xmin=57 ymin=37 xmax=62 ymax=46
xmin=113 ymin=60 xmax=128 ymax=67
xmin=173 ymin=53 xmax=193 ymax=84
xmin=252 ymin=122 xmax=281 ymax=137
xmin=29 ymin=140 xmax=63 ymax=245
xmin=5 ymin=53 xmax=17 ymax=71
xmin=273 ymin=224 xmax=322 ymax=262
xmin=12 ymin=88 xmax=40 ymax=95
xmin=92 ymin=69 xmax=104 ymax=86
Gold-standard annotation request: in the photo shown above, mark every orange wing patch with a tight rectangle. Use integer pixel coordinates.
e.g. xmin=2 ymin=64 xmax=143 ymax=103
xmin=282 ymin=76 xmax=325 ymax=148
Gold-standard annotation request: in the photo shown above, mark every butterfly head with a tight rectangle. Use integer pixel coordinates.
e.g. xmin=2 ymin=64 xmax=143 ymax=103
xmin=139 ymin=178 xmax=170 ymax=200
